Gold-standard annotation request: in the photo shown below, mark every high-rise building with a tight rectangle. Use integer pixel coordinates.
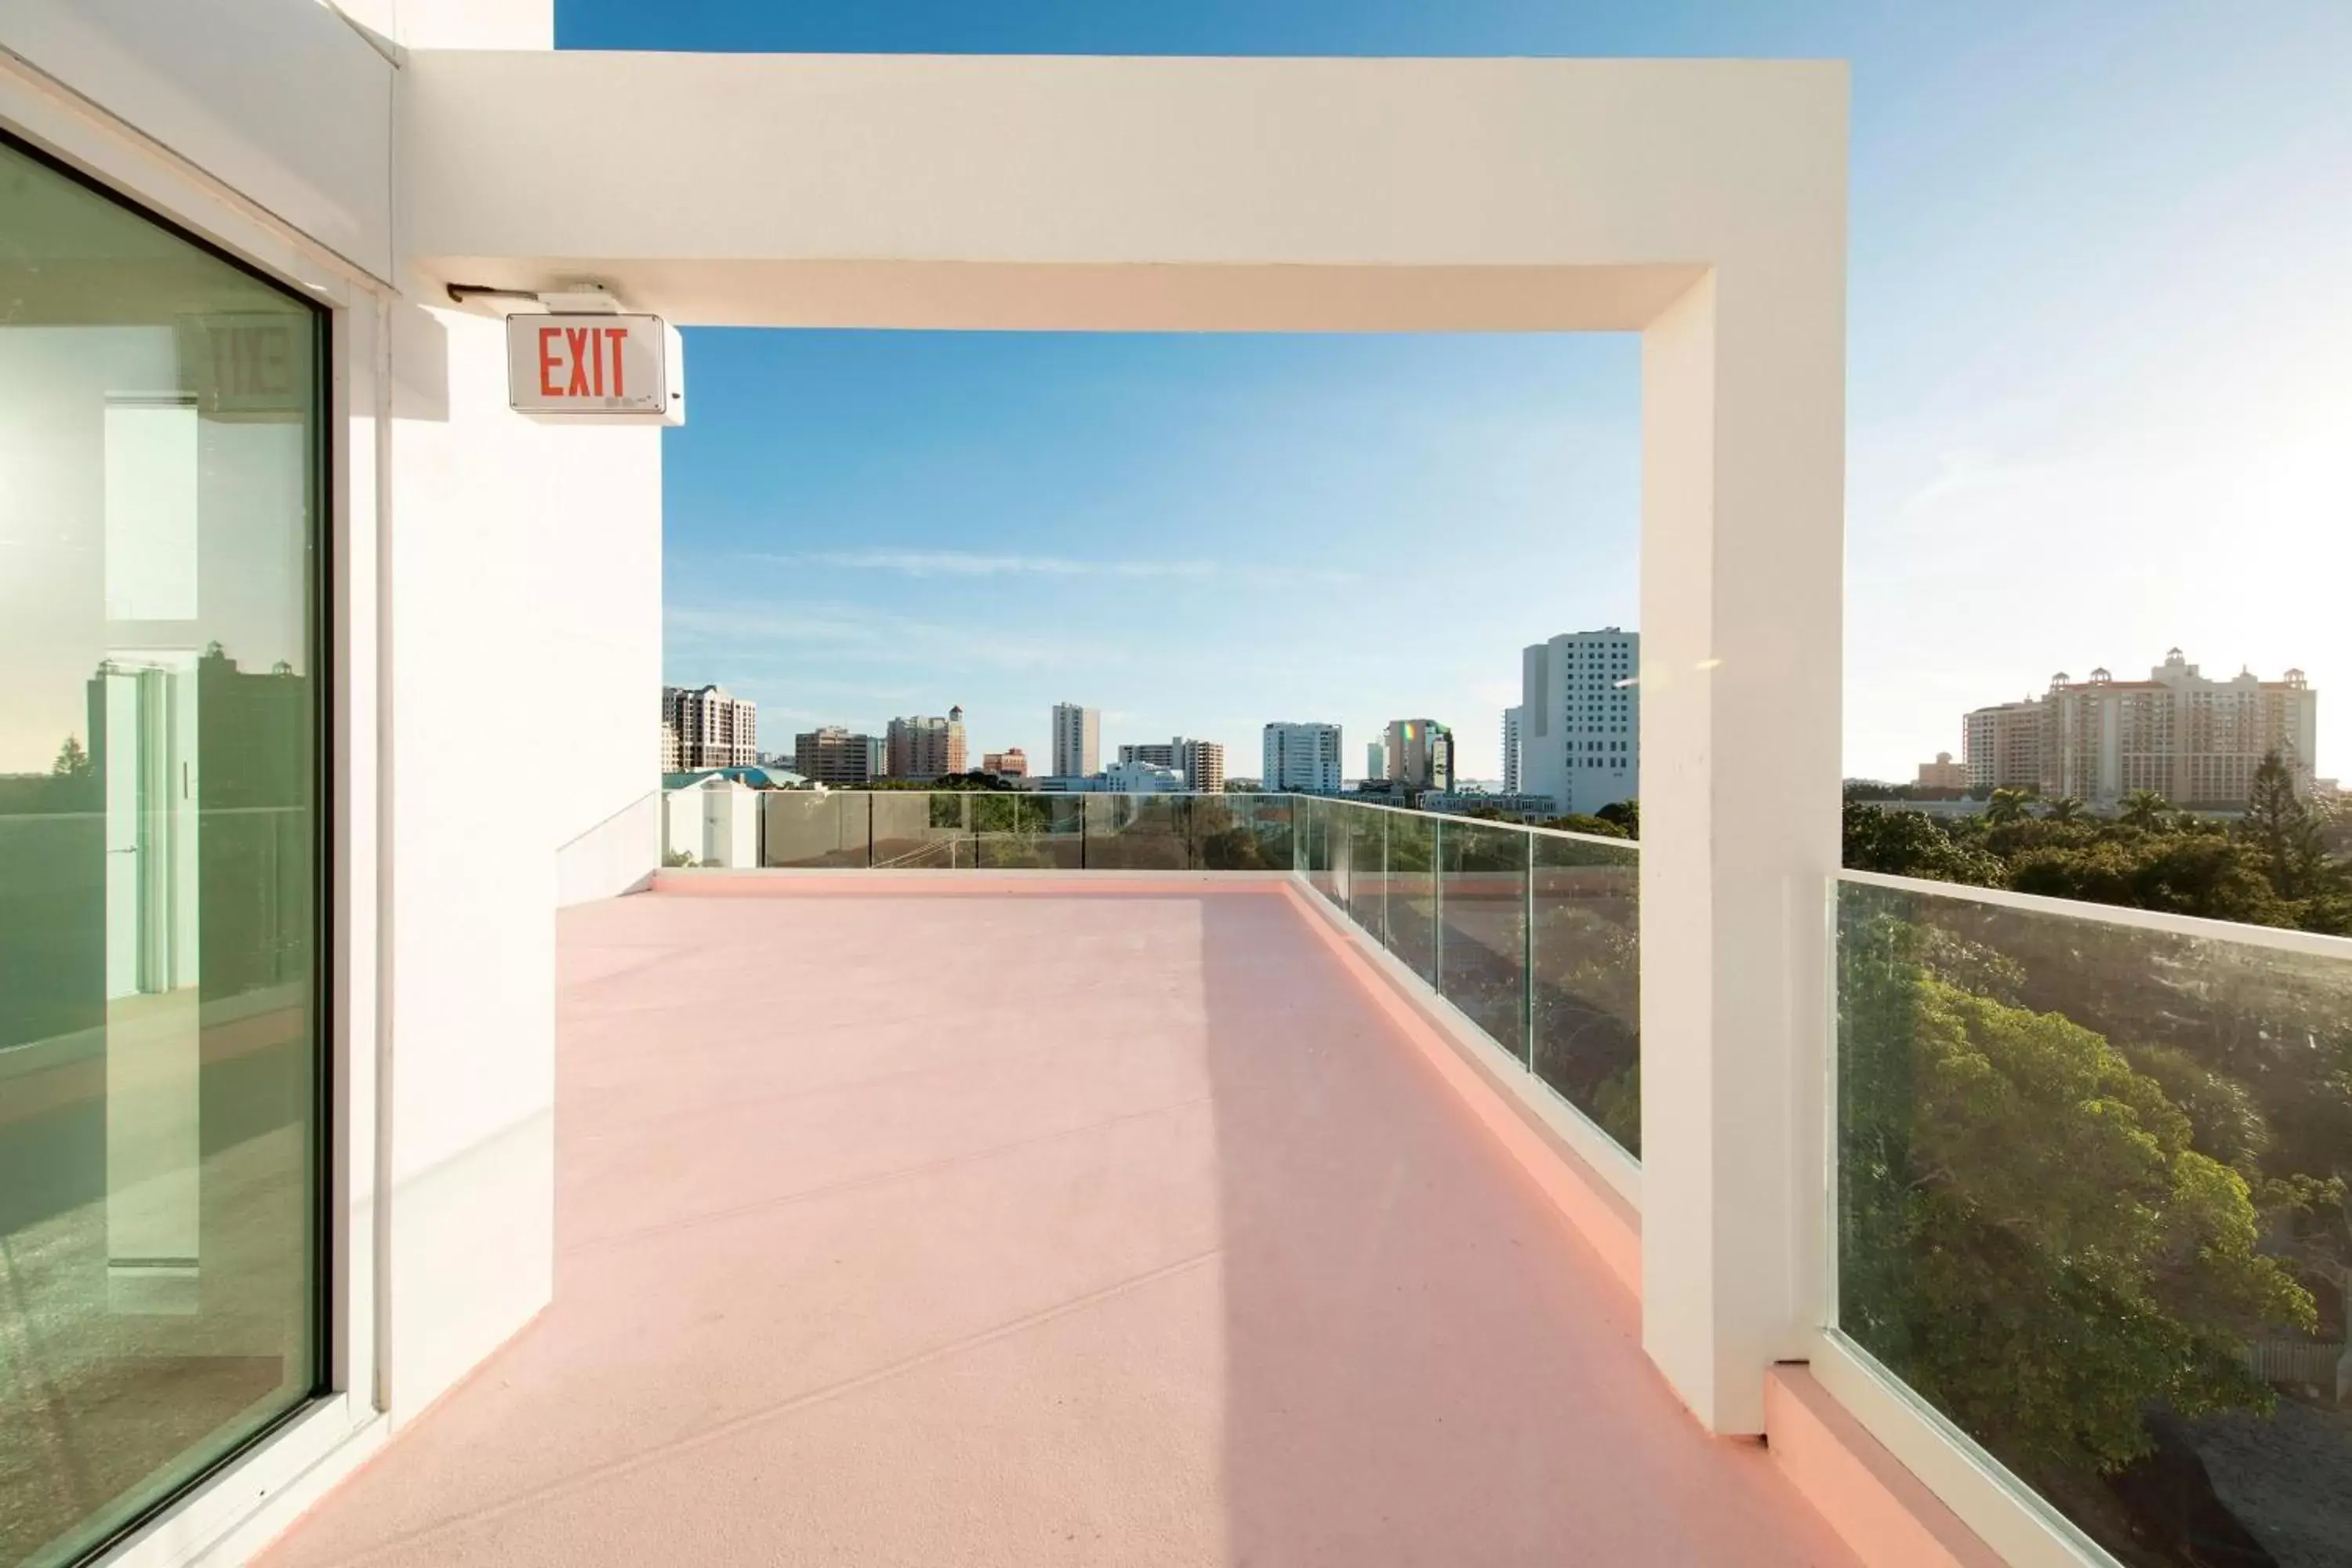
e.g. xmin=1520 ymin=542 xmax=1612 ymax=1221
xmin=1117 ymin=736 xmax=1224 ymax=793
xmin=1964 ymin=652 xmax=2321 ymax=807
xmin=1384 ymin=719 xmax=1454 ymax=793
xmin=795 ymin=726 xmax=886 ymax=786
xmin=1518 ymin=629 xmax=1639 ymax=817
xmin=1262 ymin=722 xmax=1344 ymax=793
xmin=1502 ymin=706 xmax=1523 ymax=794
xmin=1365 ymin=739 xmax=1386 ymax=780
xmin=1963 ymin=699 xmax=2045 ymax=792
xmin=982 ymin=748 xmax=1029 ymax=779
xmin=661 ymin=717 xmax=681 ymax=773
xmin=1051 ymin=702 xmax=1100 ymax=779
xmin=664 ymin=684 xmax=758 ymax=770
xmin=2042 ymin=652 xmax=2318 ymax=807
xmin=887 ymin=706 xmax=967 ymax=781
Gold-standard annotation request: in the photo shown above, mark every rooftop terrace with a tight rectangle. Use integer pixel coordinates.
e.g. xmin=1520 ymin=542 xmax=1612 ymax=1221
xmin=258 ymin=881 xmax=1855 ymax=1566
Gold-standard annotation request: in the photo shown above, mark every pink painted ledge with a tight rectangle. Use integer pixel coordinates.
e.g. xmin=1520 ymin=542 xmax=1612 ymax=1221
xmin=632 ymin=872 xmax=2010 ymax=1568
xmin=1765 ymin=1367 xmax=2009 ymax=1568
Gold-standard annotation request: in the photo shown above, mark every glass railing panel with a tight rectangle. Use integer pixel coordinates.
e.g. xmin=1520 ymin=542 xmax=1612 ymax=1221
xmin=871 ymin=792 xmax=967 ymax=868
xmin=1247 ymin=793 xmax=1294 ymax=869
xmin=1529 ymin=833 xmax=1641 ymax=1156
xmin=1384 ymin=810 xmax=1439 ymax=982
xmin=1438 ymin=822 xmax=1531 ymax=1065
xmin=971 ymin=792 xmax=1082 ymax=869
xmin=1835 ymin=876 xmax=2352 ymax=1561
xmin=1083 ymin=793 xmax=1185 ymax=869
xmin=760 ymin=791 xmax=868 ymax=867
xmin=1301 ymin=797 xmax=1334 ymax=896
xmin=1346 ymin=805 xmax=1384 ymax=939
xmin=1189 ymin=794 xmax=1288 ymax=870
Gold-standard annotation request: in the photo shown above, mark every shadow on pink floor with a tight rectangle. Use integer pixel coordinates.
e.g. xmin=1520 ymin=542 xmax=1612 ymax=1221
xmin=258 ymin=890 xmax=1855 ymax=1567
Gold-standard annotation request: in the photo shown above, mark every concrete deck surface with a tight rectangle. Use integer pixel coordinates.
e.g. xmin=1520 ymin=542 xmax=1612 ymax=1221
xmin=259 ymin=888 xmax=1856 ymax=1566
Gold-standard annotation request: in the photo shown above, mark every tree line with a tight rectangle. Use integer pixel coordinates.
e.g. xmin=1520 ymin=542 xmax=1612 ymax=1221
xmin=1844 ymin=752 xmax=2350 ymax=935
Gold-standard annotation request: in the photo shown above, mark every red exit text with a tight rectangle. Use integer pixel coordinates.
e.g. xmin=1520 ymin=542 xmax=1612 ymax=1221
xmin=537 ymin=324 xmax=630 ymax=400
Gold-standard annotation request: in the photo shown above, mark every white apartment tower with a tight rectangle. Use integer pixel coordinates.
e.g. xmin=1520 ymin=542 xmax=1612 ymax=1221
xmin=1051 ymin=702 xmax=1101 ymax=779
xmin=1502 ymin=706 xmax=1524 ymax=793
xmin=664 ymin=684 xmax=758 ymax=771
xmin=1262 ymin=722 xmax=1345 ymax=793
xmin=1518 ymin=630 xmax=1639 ymax=817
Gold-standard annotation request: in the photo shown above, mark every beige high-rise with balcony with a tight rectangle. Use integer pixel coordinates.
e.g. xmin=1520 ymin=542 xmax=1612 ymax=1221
xmin=2044 ymin=652 xmax=2318 ymax=807
xmin=664 ymin=684 xmax=758 ymax=770
xmin=1962 ymin=699 xmax=2045 ymax=792
xmin=887 ymin=706 xmax=967 ymax=780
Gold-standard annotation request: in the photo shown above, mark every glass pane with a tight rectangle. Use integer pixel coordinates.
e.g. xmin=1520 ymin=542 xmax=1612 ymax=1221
xmin=0 ymin=136 xmax=324 ymax=1568
xmin=1190 ymin=795 xmax=1280 ymax=870
xmin=1439 ymin=822 xmax=1530 ymax=1064
xmin=1249 ymin=794 xmax=1294 ymax=869
xmin=1384 ymin=811 xmax=1438 ymax=982
xmin=1083 ymin=794 xmax=1185 ymax=869
xmin=1346 ymin=806 xmax=1383 ymax=936
xmin=872 ymin=792 xmax=966 ymax=867
xmin=1529 ymin=833 xmax=1641 ymax=1156
xmin=973 ymin=792 xmax=1081 ymax=869
xmin=1301 ymin=798 xmax=1333 ymax=895
xmin=1836 ymin=877 xmax=2352 ymax=1562
xmin=760 ymin=792 xmax=866 ymax=867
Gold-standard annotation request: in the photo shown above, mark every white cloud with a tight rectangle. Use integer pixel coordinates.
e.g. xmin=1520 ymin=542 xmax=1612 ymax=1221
xmin=748 ymin=549 xmax=1356 ymax=589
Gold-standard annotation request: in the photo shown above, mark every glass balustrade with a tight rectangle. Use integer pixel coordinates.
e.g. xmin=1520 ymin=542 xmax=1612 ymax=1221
xmin=673 ymin=786 xmax=1642 ymax=1165
xmin=1835 ymin=872 xmax=2352 ymax=1563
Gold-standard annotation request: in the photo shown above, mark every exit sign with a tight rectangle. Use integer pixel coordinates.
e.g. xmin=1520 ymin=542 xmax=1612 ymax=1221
xmin=506 ymin=313 xmax=684 ymax=424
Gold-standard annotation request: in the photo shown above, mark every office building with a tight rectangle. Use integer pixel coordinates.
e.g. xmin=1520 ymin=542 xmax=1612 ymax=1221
xmin=1262 ymin=722 xmax=1344 ymax=793
xmin=2041 ymin=652 xmax=2318 ymax=806
xmin=1366 ymin=739 xmax=1387 ymax=780
xmin=1502 ymin=706 xmax=1523 ymax=794
xmin=1117 ymin=735 xmax=1225 ymax=793
xmin=1915 ymin=752 xmax=1969 ymax=792
xmin=664 ymin=684 xmax=758 ymax=770
xmin=982 ymin=748 xmax=1029 ymax=779
xmin=1051 ymin=702 xmax=1100 ymax=779
xmin=795 ymin=727 xmax=886 ymax=787
xmin=887 ymin=706 xmax=967 ymax=781
xmin=1518 ymin=630 xmax=1640 ymax=818
xmin=1384 ymin=719 xmax=1454 ymax=793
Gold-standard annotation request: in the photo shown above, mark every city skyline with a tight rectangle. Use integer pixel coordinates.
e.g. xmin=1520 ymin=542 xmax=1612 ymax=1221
xmin=617 ymin=0 xmax=2352 ymax=787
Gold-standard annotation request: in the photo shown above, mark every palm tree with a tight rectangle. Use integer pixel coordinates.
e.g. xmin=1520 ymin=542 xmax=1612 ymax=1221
xmin=1984 ymin=788 xmax=2031 ymax=826
xmin=2118 ymin=788 xmax=2171 ymax=829
xmin=2043 ymin=795 xmax=2086 ymax=823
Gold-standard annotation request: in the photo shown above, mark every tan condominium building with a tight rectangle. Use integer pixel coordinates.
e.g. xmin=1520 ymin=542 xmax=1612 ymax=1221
xmin=664 ymin=684 xmax=758 ymax=770
xmin=1915 ymin=752 xmax=1969 ymax=791
xmin=982 ymin=748 xmax=1029 ymax=778
xmin=1962 ymin=699 xmax=2045 ymax=792
xmin=795 ymin=726 xmax=887 ymax=786
xmin=1966 ymin=651 xmax=2318 ymax=808
xmin=1116 ymin=737 xmax=1225 ymax=793
xmin=887 ymin=706 xmax=968 ymax=781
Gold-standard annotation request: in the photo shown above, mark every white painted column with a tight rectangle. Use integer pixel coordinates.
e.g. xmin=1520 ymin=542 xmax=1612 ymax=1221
xmin=1638 ymin=245 xmax=1846 ymax=1432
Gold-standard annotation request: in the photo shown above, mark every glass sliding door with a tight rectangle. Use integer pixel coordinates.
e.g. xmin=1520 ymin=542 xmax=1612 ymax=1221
xmin=0 ymin=133 xmax=326 ymax=1568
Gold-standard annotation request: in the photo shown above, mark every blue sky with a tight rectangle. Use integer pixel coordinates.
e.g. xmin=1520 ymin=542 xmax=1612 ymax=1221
xmin=562 ymin=0 xmax=2352 ymax=782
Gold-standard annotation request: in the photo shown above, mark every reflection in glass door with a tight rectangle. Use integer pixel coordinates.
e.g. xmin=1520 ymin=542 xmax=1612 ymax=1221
xmin=0 ymin=132 xmax=325 ymax=1568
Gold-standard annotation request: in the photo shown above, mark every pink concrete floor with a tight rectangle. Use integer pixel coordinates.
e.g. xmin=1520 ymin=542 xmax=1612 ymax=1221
xmin=259 ymin=888 xmax=1858 ymax=1567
